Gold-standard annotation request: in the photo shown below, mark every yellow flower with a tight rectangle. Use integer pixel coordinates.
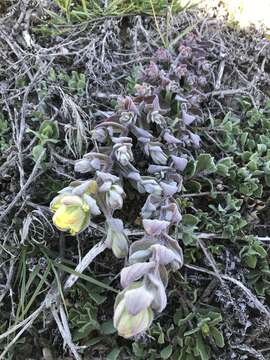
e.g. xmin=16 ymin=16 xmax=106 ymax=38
xmin=50 ymin=191 xmax=100 ymax=235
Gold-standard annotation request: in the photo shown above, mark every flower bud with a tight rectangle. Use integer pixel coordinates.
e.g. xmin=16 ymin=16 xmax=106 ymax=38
xmin=75 ymin=153 xmax=109 ymax=173
xmin=114 ymin=143 xmax=133 ymax=166
xmin=147 ymin=111 xmax=166 ymax=127
xmin=105 ymin=218 xmax=128 ymax=258
xmin=91 ymin=127 xmax=107 ymax=143
xmin=119 ymin=111 xmax=137 ymax=126
xmin=174 ymin=64 xmax=188 ymax=79
xmin=74 ymin=158 xmax=100 ymax=173
xmin=155 ymin=48 xmax=171 ymax=63
xmin=160 ymin=181 xmax=178 ymax=196
xmin=178 ymin=45 xmax=192 ymax=59
xmin=145 ymin=61 xmax=159 ymax=79
xmin=106 ymin=184 xmax=124 ymax=210
xmin=134 ymin=83 xmax=152 ymax=96
xmin=113 ymin=283 xmax=154 ymax=338
xmin=96 ymin=172 xmax=125 ymax=210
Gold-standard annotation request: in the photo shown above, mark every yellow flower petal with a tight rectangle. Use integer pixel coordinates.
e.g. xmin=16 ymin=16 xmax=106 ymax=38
xmin=52 ymin=205 xmax=87 ymax=235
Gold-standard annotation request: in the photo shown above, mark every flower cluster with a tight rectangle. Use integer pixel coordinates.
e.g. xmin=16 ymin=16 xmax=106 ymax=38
xmin=50 ymin=37 xmax=207 ymax=338
xmin=114 ymin=220 xmax=183 ymax=338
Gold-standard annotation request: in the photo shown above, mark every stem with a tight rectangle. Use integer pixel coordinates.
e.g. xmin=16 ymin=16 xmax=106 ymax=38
xmin=64 ymin=241 xmax=107 ymax=290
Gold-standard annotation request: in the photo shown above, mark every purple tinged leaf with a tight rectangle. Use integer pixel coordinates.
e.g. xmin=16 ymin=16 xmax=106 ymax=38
xmin=130 ymin=125 xmax=153 ymax=139
xmin=90 ymin=158 xmax=102 ymax=169
xmin=83 ymin=195 xmax=101 ymax=216
xmin=112 ymin=136 xmax=132 ymax=144
xmin=124 ymin=286 xmax=154 ymax=316
xmin=119 ymin=96 xmax=140 ymax=115
xmin=119 ymin=111 xmax=137 ymax=126
xmin=121 ymin=262 xmax=156 ymax=288
xmin=106 ymin=187 xmax=124 ymax=210
xmin=143 ymin=219 xmax=170 ymax=236
xmin=72 ymin=180 xmax=96 ymax=196
xmin=149 ymin=145 xmax=168 ymax=165
xmin=99 ymin=182 xmax=112 ymax=192
xmin=182 ymin=108 xmax=196 ymax=125
xmin=152 ymin=96 xmax=160 ymax=112
xmin=127 ymin=171 xmax=141 ymax=181
xmin=129 ymin=237 xmax=157 ymax=260
xmin=91 ymin=127 xmax=107 ymax=143
xmin=129 ymin=249 xmax=152 ymax=263
xmin=74 ymin=158 xmax=93 ymax=173
xmin=163 ymin=233 xmax=184 ymax=270
xmin=171 ymin=155 xmax=188 ymax=171
xmin=160 ymin=203 xmax=182 ymax=224
xmin=150 ymin=244 xmax=179 ymax=265
xmin=138 ymin=178 xmax=162 ymax=196
xmin=96 ymin=171 xmax=119 ymax=185
xmin=160 ymin=181 xmax=178 ymax=196
xmin=163 ymin=132 xmax=181 ymax=144
xmin=141 ymin=194 xmax=160 ymax=218
xmin=189 ymin=131 xmax=201 ymax=148
xmin=147 ymin=165 xmax=170 ymax=174
xmin=106 ymin=218 xmax=128 ymax=258
xmin=147 ymin=271 xmax=167 ymax=312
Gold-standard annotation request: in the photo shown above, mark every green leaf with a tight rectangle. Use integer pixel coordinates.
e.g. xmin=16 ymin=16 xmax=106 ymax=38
xmin=184 ymin=160 xmax=197 ymax=177
xmin=182 ymin=214 xmax=199 ymax=226
xmin=195 ymin=154 xmax=216 ymax=174
xmin=175 ymin=312 xmax=194 ymax=327
xmin=160 ymin=345 xmax=173 ymax=359
xmin=32 ymin=144 xmax=46 ymax=162
xmin=216 ymin=164 xmax=229 ymax=177
xmin=53 ymin=262 xmax=118 ymax=293
xmin=195 ymin=333 xmax=209 ymax=360
xmin=106 ymin=348 xmax=121 ymax=360
xmin=245 ymin=255 xmax=257 ymax=269
xmin=101 ymin=320 xmax=116 ymax=335
xmin=132 ymin=342 xmax=145 ymax=357
xmin=185 ymin=180 xmax=202 ymax=192
xmin=210 ymin=326 xmax=225 ymax=348
xmin=88 ymin=291 xmax=107 ymax=305
xmin=39 ymin=120 xmax=59 ymax=140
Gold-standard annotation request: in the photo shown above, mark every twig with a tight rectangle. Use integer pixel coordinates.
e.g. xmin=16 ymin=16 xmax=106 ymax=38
xmin=204 ymin=87 xmax=248 ymax=98
xmin=215 ymin=59 xmax=225 ymax=90
xmin=185 ymin=264 xmax=270 ymax=320
xmin=197 ymin=238 xmax=225 ymax=285
xmin=51 ymin=305 xmax=81 ymax=360
xmin=196 ymin=232 xmax=270 ymax=243
xmin=0 ymin=260 xmax=15 ymax=303
xmin=0 ymin=149 xmax=45 ymax=223
xmin=182 ymin=191 xmax=226 ymax=198
xmin=64 ymin=241 xmax=107 ymax=290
